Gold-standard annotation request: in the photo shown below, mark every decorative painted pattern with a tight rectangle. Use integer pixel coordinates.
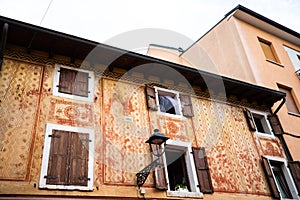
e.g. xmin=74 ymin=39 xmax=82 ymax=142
xmin=102 ymin=78 xmax=153 ymax=185
xmin=0 ymin=58 xmax=42 ymax=180
xmin=259 ymin=137 xmax=284 ymax=157
xmin=192 ymin=97 xmax=270 ymax=195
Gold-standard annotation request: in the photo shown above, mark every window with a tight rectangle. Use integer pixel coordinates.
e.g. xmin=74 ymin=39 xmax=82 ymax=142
xmin=278 ymin=86 xmax=300 ymax=115
xmin=53 ymin=65 xmax=94 ymax=102
xmin=261 ymin=156 xmax=299 ymax=199
xmin=39 ymin=123 xmax=94 ymax=190
xmin=244 ymin=109 xmax=273 ymax=135
xmin=259 ymin=38 xmax=279 ymax=63
xmin=153 ymin=140 xmax=213 ymax=198
xmin=145 ymin=85 xmax=194 ymax=117
xmin=284 ymin=46 xmax=300 ymax=73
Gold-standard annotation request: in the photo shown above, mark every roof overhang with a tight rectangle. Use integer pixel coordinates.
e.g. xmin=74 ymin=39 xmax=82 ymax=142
xmin=0 ymin=15 xmax=285 ymax=108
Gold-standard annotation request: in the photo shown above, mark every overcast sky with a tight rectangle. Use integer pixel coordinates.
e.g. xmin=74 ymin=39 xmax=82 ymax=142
xmin=0 ymin=0 xmax=299 ymax=51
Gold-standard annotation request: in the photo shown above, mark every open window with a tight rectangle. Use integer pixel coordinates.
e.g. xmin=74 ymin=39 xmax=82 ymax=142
xmin=244 ymin=109 xmax=273 ymax=136
xmin=39 ymin=123 xmax=94 ymax=191
xmin=145 ymin=85 xmax=194 ymax=117
xmin=153 ymin=140 xmax=212 ymax=198
xmin=53 ymin=64 xmax=94 ymax=102
xmin=261 ymin=156 xmax=298 ymax=199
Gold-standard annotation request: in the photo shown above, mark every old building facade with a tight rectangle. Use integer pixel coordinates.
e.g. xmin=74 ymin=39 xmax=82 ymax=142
xmin=0 ymin=11 xmax=299 ymax=200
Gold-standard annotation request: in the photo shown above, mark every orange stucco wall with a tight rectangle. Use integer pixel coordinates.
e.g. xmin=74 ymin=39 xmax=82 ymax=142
xmin=0 ymin=52 xmax=288 ymax=199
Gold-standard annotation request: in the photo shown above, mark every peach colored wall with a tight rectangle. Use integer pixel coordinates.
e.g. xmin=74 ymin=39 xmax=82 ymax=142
xmin=0 ymin=54 xmax=285 ymax=199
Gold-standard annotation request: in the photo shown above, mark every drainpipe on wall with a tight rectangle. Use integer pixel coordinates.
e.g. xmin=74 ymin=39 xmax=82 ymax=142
xmin=0 ymin=23 xmax=9 ymax=71
xmin=271 ymin=97 xmax=293 ymax=161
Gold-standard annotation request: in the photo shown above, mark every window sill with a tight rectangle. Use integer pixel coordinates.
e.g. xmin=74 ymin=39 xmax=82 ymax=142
xmin=266 ymin=59 xmax=284 ymax=67
xmin=288 ymin=112 xmax=300 ymax=118
xmin=167 ymin=191 xmax=203 ymax=198
xmin=255 ymin=132 xmax=276 ymax=139
xmin=158 ymin=111 xmax=183 ymax=119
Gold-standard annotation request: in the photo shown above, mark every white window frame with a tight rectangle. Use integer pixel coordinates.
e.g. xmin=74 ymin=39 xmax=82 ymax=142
xmin=53 ymin=64 xmax=95 ymax=102
xmin=264 ymin=156 xmax=299 ymax=199
xmin=162 ymin=140 xmax=203 ymax=198
xmin=154 ymin=87 xmax=183 ymax=118
xmin=39 ymin=123 xmax=94 ymax=191
xmin=250 ymin=109 xmax=275 ymax=138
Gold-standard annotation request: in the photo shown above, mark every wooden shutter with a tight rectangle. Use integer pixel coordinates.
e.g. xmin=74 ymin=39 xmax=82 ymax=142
xmin=243 ymin=108 xmax=256 ymax=131
xmin=179 ymin=94 xmax=194 ymax=117
xmin=259 ymin=40 xmax=277 ymax=62
xmin=58 ymin=68 xmax=89 ymax=97
xmin=145 ymin=85 xmax=158 ymax=111
xmin=46 ymin=130 xmax=69 ymax=185
xmin=261 ymin=156 xmax=280 ymax=199
xmin=192 ymin=147 xmax=213 ymax=193
xmin=288 ymin=161 xmax=300 ymax=195
xmin=74 ymin=71 xmax=89 ymax=97
xmin=69 ymin=132 xmax=90 ymax=186
xmin=58 ymin=68 xmax=75 ymax=95
xmin=267 ymin=114 xmax=283 ymax=135
xmin=151 ymin=144 xmax=167 ymax=190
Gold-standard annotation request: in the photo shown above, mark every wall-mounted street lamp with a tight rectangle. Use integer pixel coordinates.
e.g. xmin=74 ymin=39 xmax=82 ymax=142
xmin=136 ymin=129 xmax=169 ymax=188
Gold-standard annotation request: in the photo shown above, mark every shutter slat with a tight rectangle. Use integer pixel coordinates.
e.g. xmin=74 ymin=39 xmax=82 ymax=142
xmin=180 ymin=94 xmax=194 ymax=117
xmin=192 ymin=147 xmax=213 ymax=193
xmin=145 ymin=85 xmax=158 ymax=111
xmin=243 ymin=108 xmax=256 ymax=131
xmin=288 ymin=161 xmax=300 ymax=195
xmin=261 ymin=156 xmax=280 ymax=199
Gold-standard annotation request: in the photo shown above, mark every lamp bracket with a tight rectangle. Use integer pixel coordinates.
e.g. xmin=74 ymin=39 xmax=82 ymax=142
xmin=136 ymin=158 xmax=162 ymax=187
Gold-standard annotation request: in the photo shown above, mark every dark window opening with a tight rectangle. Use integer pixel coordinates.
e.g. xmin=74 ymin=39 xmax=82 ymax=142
xmin=270 ymin=161 xmax=293 ymax=199
xmin=157 ymin=90 xmax=180 ymax=115
xmin=165 ymin=148 xmax=190 ymax=191
xmin=253 ymin=114 xmax=271 ymax=134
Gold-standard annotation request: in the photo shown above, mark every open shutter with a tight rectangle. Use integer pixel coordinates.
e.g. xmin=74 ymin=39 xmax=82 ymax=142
xmin=58 ymin=68 xmax=75 ymax=95
xmin=69 ymin=132 xmax=90 ymax=186
xmin=288 ymin=161 xmax=300 ymax=195
xmin=46 ymin=130 xmax=69 ymax=185
xmin=243 ymin=108 xmax=256 ymax=131
xmin=179 ymin=94 xmax=194 ymax=117
xmin=151 ymin=144 xmax=167 ymax=190
xmin=267 ymin=115 xmax=283 ymax=135
xmin=261 ymin=156 xmax=280 ymax=199
xmin=74 ymin=71 xmax=89 ymax=97
xmin=145 ymin=85 xmax=158 ymax=111
xmin=192 ymin=147 xmax=213 ymax=193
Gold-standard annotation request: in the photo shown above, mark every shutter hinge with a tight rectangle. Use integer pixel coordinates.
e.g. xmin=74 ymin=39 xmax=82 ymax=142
xmin=88 ymin=76 xmax=91 ymax=79
xmin=82 ymin=138 xmax=92 ymax=142
xmin=79 ymin=177 xmax=90 ymax=181
xmin=57 ymin=85 xmax=67 ymax=89
xmin=44 ymin=175 xmax=57 ymax=179
xmin=49 ymin=134 xmax=61 ymax=138
xmin=190 ymin=151 xmax=194 ymax=154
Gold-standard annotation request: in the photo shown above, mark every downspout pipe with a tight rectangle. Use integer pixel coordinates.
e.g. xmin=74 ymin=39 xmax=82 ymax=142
xmin=271 ymin=97 xmax=293 ymax=161
xmin=0 ymin=23 xmax=9 ymax=71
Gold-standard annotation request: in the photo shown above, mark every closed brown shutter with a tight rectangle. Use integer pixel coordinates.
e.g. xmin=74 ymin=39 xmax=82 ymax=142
xmin=179 ymin=94 xmax=194 ymax=117
xmin=45 ymin=130 xmax=90 ymax=186
xmin=58 ymin=68 xmax=89 ymax=97
xmin=267 ymin=115 xmax=283 ymax=135
xmin=261 ymin=156 xmax=280 ymax=199
xmin=74 ymin=71 xmax=89 ymax=97
xmin=243 ymin=108 xmax=256 ymax=131
xmin=259 ymin=40 xmax=277 ymax=62
xmin=69 ymin=132 xmax=90 ymax=186
xmin=288 ymin=161 xmax=300 ymax=195
xmin=145 ymin=85 xmax=158 ymax=111
xmin=151 ymin=144 xmax=167 ymax=190
xmin=192 ymin=147 xmax=213 ymax=193
xmin=46 ymin=130 xmax=69 ymax=185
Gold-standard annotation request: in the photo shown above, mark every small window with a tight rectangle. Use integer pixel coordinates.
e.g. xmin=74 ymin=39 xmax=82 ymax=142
xmin=244 ymin=109 xmax=272 ymax=135
xmin=259 ymin=38 xmax=279 ymax=63
xmin=39 ymin=124 xmax=94 ymax=190
xmin=53 ymin=65 xmax=94 ymax=102
xmin=145 ymin=85 xmax=194 ymax=117
xmin=278 ymin=86 xmax=300 ymax=115
xmin=261 ymin=156 xmax=298 ymax=199
xmin=283 ymin=46 xmax=300 ymax=72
